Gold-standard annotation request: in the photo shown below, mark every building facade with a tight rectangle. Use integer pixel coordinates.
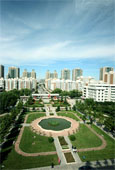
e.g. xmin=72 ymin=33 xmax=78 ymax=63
xmin=83 ymin=84 xmax=115 ymax=102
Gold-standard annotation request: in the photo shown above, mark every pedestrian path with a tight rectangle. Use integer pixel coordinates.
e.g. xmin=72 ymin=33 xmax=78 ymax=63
xmin=25 ymin=159 xmax=115 ymax=170
xmin=22 ymin=123 xmax=30 ymax=127
xmin=54 ymin=137 xmax=66 ymax=165
xmin=64 ymin=136 xmax=82 ymax=163
xmin=44 ymin=105 xmax=50 ymax=116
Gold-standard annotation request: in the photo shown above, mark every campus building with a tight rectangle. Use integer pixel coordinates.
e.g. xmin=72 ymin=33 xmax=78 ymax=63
xmin=83 ymin=84 xmax=115 ymax=102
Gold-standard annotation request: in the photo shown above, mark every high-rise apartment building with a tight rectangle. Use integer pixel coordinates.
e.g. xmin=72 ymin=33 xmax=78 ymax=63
xmin=45 ymin=70 xmax=58 ymax=79
xmin=72 ymin=68 xmax=83 ymax=81
xmin=8 ymin=66 xmax=20 ymax=78
xmin=31 ymin=69 xmax=36 ymax=79
xmin=22 ymin=69 xmax=32 ymax=78
xmin=100 ymin=67 xmax=114 ymax=81
xmin=46 ymin=70 xmax=50 ymax=79
xmin=22 ymin=69 xmax=28 ymax=78
xmin=0 ymin=65 xmax=4 ymax=78
xmin=54 ymin=70 xmax=58 ymax=79
xmin=61 ymin=68 xmax=70 ymax=80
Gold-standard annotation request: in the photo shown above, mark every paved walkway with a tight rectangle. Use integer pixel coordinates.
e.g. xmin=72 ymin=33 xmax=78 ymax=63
xmin=64 ymin=136 xmax=82 ymax=163
xmin=22 ymin=123 xmax=30 ymax=127
xmin=54 ymin=137 xmax=66 ymax=165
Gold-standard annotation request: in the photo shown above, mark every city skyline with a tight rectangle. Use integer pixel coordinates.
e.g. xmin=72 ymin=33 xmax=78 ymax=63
xmin=0 ymin=0 xmax=115 ymax=79
xmin=1 ymin=64 xmax=115 ymax=80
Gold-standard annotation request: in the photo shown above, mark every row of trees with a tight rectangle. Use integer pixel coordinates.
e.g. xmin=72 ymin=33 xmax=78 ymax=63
xmin=0 ymin=101 xmax=23 ymax=143
xmin=75 ymin=99 xmax=115 ymax=132
xmin=51 ymin=88 xmax=82 ymax=98
xmin=0 ymin=89 xmax=32 ymax=114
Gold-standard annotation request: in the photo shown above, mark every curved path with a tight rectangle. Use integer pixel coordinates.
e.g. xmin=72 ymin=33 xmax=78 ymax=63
xmin=31 ymin=116 xmax=79 ymax=137
xmin=15 ymin=126 xmax=57 ymax=156
xmin=72 ymin=112 xmax=107 ymax=152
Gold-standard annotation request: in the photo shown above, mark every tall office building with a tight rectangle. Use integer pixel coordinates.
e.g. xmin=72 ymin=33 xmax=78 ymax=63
xmin=31 ymin=69 xmax=36 ymax=79
xmin=72 ymin=68 xmax=83 ymax=81
xmin=0 ymin=65 xmax=4 ymax=78
xmin=99 ymin=67 xmax=114 ymax=83
xmin=61 ymin=68 xmax=70 ymax=80
xmin=8 ymin=66 xmax=20 ymax=78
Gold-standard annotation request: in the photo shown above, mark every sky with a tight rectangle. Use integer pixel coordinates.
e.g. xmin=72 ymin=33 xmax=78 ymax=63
xmin=0 ymin=0 xmax=115 ymax=79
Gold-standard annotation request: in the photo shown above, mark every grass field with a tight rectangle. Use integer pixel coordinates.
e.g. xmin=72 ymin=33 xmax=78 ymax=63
xmin=57 ymin=111 xmax=79 ymax=121
xmin=19 ymin=127 xmax=56 ymax=153
xmin=26 ymin=112 xmax=46 ymax=123
xmin=69 ymin=124 xmax=102 ymax=149
xmin=78 ymin=124 xmax=115 ymax=161
xmin=1 ymin=148 xmax=58 ymax=169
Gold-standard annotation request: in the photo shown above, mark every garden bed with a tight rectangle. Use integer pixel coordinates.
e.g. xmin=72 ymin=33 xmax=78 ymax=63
xmin=64 ymin=152 xmax=75 ymax=163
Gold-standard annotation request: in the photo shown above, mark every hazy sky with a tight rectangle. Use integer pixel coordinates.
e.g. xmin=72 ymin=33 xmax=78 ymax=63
xmin=0 ymin=0 xmax=115 ymax=79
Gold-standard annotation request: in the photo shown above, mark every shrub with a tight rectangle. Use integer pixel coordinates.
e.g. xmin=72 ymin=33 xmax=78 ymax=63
xmin=48 ymin=137 xmax=54 ymax=143
xmin=69 ymin=135 xmax=76 ymax=141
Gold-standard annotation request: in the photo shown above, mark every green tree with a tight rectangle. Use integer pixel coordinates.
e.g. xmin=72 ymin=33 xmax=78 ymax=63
xmin=51 ymin=88 xmax=62 ymax=94
xmin=72 ymin=105 xmax=76 ymax=111
xmin=56 ymin=106 xmax=60 ymax=112
xmin=104 ymin=117 xmax=114 ymax=132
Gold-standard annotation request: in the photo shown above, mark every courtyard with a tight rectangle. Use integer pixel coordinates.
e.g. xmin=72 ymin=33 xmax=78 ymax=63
xmin=1 ymin=104 xmax=115 ymax=169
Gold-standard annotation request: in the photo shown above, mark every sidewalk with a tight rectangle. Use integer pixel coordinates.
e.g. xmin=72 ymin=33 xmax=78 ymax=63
xmin=24 ymin=159 xmax=115 ymax=170
xmin=54 ymin=137 xmax=66 ymax=165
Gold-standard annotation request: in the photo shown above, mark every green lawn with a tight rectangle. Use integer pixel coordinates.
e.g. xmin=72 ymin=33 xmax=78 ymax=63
xmin=1 ymin=148 xmax=58 ymax=169
xmin=52 ymin=101 xmax=70 ymax=107
xmin=19 ymin=127 xmax=56 ymax=153
xmin=57 ymin=111 xmax=79 ymax=121
xmin=26 ymin=112 xmax=46 ymax=123
xmin=69 ymin=124 xmax=102 ymax=149
xmin=78 ymin=124 xmax=115 ymax=161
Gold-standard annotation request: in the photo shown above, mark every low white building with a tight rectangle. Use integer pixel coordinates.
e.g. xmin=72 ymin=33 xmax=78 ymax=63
xmin=5 ymin=78 xmax=18 ymax=91
xmin=45 ymin=79 xmax=76 ymax=91
xmin=0 ymin=78 xmax=37 ymax=91
xmin=83 ymin=84 xmax=115 ymax=102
